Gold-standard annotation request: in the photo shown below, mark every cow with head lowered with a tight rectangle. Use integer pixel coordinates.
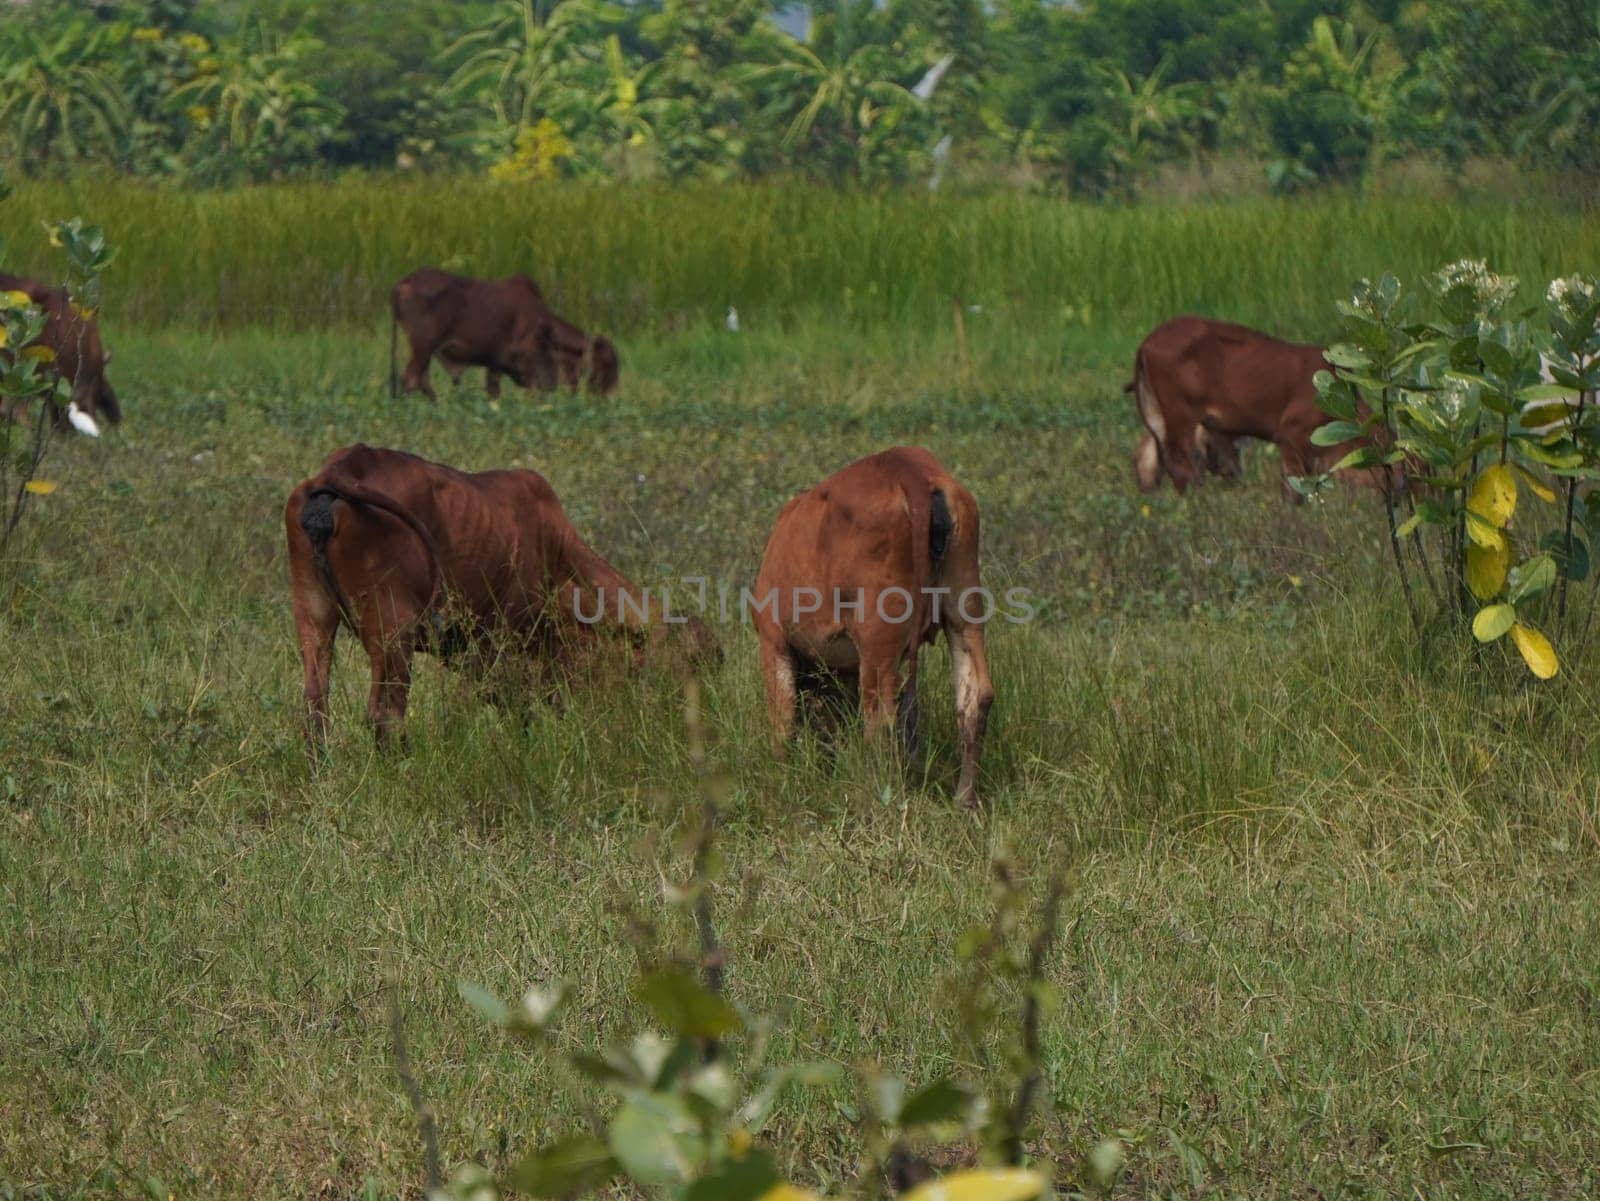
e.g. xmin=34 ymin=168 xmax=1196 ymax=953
xmin=0 ymin=272 xmax=121 ymax=434
xmin=390 ymin=268 xmax=619 ymax=400
xmin=285 ymin=444 xmax=713 ymax=753
xmin=753 ymin=447 xmax=995 ymax=808
xmin=1128 ymin=315 xmax=1364 ymax=501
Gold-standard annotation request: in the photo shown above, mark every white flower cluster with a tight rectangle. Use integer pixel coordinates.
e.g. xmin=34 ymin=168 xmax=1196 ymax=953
xmin=1435 ymin=258 xmax=1519 ymax=315
xmin=1437 ymin=375 xmax=1472 ymax=423
xmin=1404 ymin=375 xmax=1473 ymax=426
xmin=1546 ymin=274 xmax=1597 ymax=316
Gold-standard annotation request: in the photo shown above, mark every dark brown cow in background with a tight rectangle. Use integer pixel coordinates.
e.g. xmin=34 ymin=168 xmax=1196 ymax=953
xmin=753 ymin=447 xmax=995 ymax=807
xmin=389 ymin=268 xmax=618 ymax=400
xmin=1129 ymin=316 xmax=1337 ymax=500
xmin=285 ymin=444 xmax=712 ymax=751
xmin=0 ymin=271 xmax=122 ymax=433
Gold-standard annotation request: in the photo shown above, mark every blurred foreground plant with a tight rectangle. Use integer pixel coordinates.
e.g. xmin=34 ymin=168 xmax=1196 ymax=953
xmin=1305 ymin=259 xmax=1600 ymax=678
xmin=0 ymin=170 xmax=117 ymax=557
xmin=392 ymin=682 xmax=1075 ymax=1201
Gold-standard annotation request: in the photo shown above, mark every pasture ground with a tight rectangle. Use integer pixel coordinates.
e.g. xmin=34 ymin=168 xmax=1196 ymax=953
xmin=3 ymin=195 xmax=1600 ymax=1200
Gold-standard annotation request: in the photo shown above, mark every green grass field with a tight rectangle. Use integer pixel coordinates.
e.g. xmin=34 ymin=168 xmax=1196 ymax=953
xmin=3 ymin=189 xmax=1600 ymax=1200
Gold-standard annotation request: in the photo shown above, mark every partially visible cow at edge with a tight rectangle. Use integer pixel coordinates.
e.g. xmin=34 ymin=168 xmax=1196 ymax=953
xmin=0 ymin=271 xmax=122 ymax=435
xmin=753 ymin=447 xmax=995 ymax=808
xmin=389 ymin=268 xmax=619 ymax=401
xmin=285 ymin=444 xmax=712 ymax=752
xmin=1128 ymin=316 xmax=1350 ymax=501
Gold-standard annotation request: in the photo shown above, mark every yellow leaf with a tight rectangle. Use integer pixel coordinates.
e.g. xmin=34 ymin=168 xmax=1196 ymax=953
xmin=1510 ymin=623 xmax=1559 ymax=679
xmin=760 ymin=1187 xmax=824 ymax=1201
xmin=23 ymin=480 xmax=58 ymax=495
xmin=1522 ymin=402 xmax=1577 ymax=428
xmin=1466 ymin=539 xmax=1509 ymax=600
xmin=0 ymin=326 xmax=8 ymax=350
xmin=902 ymin=1169 xmax=1048 ymax=1201
xmin=3 ymin=289 xmax=33 ymax=308
xmin=22 ymin=344 xmax=56 ymax=363
xmin=1471 ymin=603 xmax=1515 ymax=642
xmin=1511 ymin=464 xmax=1555 ymax=503
xmin=1464 ymin=512 xmax=1505 ymax=551
xmin=1467 ymin=464 xmax=1517 ymax=528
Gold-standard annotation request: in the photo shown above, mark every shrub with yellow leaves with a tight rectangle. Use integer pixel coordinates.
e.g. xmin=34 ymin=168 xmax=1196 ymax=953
xmin=1305 ymin=263 xmax=1600 ymax=678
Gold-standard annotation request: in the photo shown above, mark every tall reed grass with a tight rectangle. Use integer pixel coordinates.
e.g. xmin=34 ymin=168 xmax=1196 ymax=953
xmin=3 ymin=178 xmax=1597 ymax=336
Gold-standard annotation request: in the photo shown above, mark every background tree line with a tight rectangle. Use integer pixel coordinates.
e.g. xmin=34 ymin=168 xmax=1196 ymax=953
xmin=1 ymin=0 xmax=1597 ymax=194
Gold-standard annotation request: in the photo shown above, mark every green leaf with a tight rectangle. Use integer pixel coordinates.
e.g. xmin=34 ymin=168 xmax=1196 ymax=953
xmin=897 ymin=1077 xmax=976 ymax=1128
xmin=1519 ymin=382 xmax=1581 ymax=403
xmin=1477 ymin=338 xmax=1513 ymax=377
xmin=1323 ymin=343 xmax=1372 ymax=370
xmin=609 ymin=1093 xmax=702 ymax=1187
xmin=1328 ymin=446 xmax=1379 ymax=473
xmin=457 ymin=982 xmax=509 ymax=1026
xmin=634 ymin=969 xmax=742 ymax=1040
xmin=509 ymin=1134 xmax=619 ymax=1199
xmin=1311 ymin=420 xmax=1363 ymax=447
xmin=1507 ymin=554 xmax=1557 ymax=604
xmin=1541 ymin=529 xmax=1590 ymax=583
xmin=1472 ymin=604 xmax=1516 ymax=643
xmin=684 ymin=1150 xmax=780 ymax=1201
xmin=1519 ymin=440 xmax=1586 ymax=470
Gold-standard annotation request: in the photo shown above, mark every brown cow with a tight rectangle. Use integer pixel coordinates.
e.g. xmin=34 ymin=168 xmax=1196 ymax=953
xmin=389 ymin=268 xmax=618 ymax=401
xmin=1129 ymin=316 xmax=1338 ymax=499
xmin=752 ymin=447 xmax=995 ymax=807
xmin=0 ymin=272 xmax=121 ymax=433
xmin=285 ymin=444 xmax=713 ymax=751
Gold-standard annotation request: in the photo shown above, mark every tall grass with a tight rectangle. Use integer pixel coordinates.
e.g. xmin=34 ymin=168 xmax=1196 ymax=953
xmin=4 ymin=178 xmax=1598 ymax=337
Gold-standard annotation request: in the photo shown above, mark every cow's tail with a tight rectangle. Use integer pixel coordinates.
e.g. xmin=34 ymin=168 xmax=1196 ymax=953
xmin=300 ymin=479 xmax=444 ymax=621
xmin=1130 ymin=350 xmax=1166 ymax=492
xmin=905 ymin=480 xmax=951 ymax=642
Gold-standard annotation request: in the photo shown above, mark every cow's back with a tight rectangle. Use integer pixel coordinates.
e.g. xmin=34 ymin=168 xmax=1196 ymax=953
xmin=1140 ymin=316 xmax=1324 ymax=440
xmin=758 ymin=447 xmax=961 ymax=603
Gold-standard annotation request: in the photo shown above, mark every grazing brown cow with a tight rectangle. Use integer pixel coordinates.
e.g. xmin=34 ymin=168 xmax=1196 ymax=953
xmin=389 ymin=268 xmax=618 ymax=400
xmin=1129 ymin=316 xmax=1338 ymax=499
xmin=753 ymin=447 xmax=995 ymax=807
xmin=285 ymin=444 xmax=713 ymax=751
xmin=0 ymin=272 xmax=121 ymax=432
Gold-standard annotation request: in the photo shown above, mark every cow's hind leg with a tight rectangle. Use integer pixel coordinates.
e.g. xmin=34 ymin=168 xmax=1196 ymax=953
xmin=857 ymin=641 xmax=903 ymax=745
xmin=297 ymin=599 xmax=338 ymax=758
xmin=896 ymin=654 xmax=922 ymax=771
xmin=1133 ymin=431 xmax=1163 ymax=493
xmin=759 ymin=636 xmax=799 ymax=754
xmin=402 ymin=339 xmax=438 ymax=401
xmin=946 ymin=623 xmax=995 ymax=808
xmin=363 ymin=633 xmax=415 ymax=751
xmin=286 ymin=488 xmax=339 ymax=760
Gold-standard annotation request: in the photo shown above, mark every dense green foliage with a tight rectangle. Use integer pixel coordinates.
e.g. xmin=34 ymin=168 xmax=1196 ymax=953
xmin=2 ymin=0 xmax=1598 ymax=193
xmin=3 ymin=180 xmax=1599 ymax=338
